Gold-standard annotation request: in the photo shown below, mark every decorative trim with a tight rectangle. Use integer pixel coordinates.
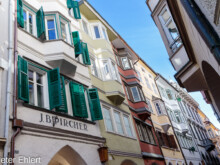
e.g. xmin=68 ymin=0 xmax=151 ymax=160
xmin=108 ymin=149 xmax=142 ymax=159
xmin=142 ymin=152 xmax=164 ymax=159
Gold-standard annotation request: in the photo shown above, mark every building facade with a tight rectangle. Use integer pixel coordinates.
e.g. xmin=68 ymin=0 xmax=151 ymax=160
xmin=135 ymin=59 xmax=185 ymax=165
xmin=172 ymin=82 xmax=219 ymax=165
xmin=155 ymin=75 xmax=201 ymax=165
xmin=112 ymin=39 xmax=166 ymax=165
xmin=146 ymin=0 xmax=220 ymax=121
xmin=79 ymin=1 xmax=145 ymax=165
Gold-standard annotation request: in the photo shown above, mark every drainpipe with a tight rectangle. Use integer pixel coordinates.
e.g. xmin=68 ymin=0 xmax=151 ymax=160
xmin=3 ymin=0 xmax=15 ymax=162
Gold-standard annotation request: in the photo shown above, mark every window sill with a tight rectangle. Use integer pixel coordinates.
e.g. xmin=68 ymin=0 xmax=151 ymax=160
xmin=106 ymin=130 xmax=137 ymax=140
xmin=140 ymin=140 xmax=157 ymax=146
xmin=23 ymin=103 xmax=96 ymax=125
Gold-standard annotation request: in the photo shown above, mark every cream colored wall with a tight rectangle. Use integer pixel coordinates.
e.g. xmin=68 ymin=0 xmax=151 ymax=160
xmin=106 ymin=155 xmax=144 ymax=165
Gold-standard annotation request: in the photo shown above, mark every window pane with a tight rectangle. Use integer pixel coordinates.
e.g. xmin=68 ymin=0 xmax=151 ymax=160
xmin=28 ymin=70 xmax=34 ymax=81
xmin=156 ymin=103 xmax=162 ymax=114
xmin=146 ymin=126 xmax=155 ymax=144
xmin=167 ymin=21 xmax=178 ymax=40
xmin=131 ymin=87 xmax=141 ymax=102
xmin=94 ymin=26 xmax=100 ymax=38
xmin=121 ymin=57 xmax=130 ymax=70
xmin=48 ymin=30 xmax=56 ymax=40
xmin=82 ymin=20 xmax=89 ymax=34
xmin=102 ymin=28 xmax=108 ymax=40
xmin=136 ymin=123 xmax=144 ymax=141
xmin=114 ymin=111 xmax=124 ymax=134
xmin=123 ymin=116 xmax=133 ymax=137
xmin=29 ymin=82 xmax=34 ymax=105
xmin=91 ymin=59 xmax=98 ymax=77
xmin=47 ymin=20 xmax=55 ymax=29
xmin=145 ymin=77 xmax=151 ymax=90
xmin=103 ymin=108 xmax=114 ymax=132
xmin=23 ymin=10 xmax=27 ymax=30
xmin=36 ymin=73 xmax=42 ymax=84
xmin=61 ymin=22 xmax=67 ymax=41
xmin=103 ymin=61 xmax=111 ymax=80
xmin=111 ymin=62 xmax=117 ymax=80
xmin=142 ymin=126 xmax=150 ymax=142
xmin=29 ymin=13 xmax=33 ymax=34
xmin=146 ymin=99 xmax=153 ymax=112
xmin=161 ymin=9 xmax=170 ymax=23
xmin=37 ymin=85 xmax=43 ymax=107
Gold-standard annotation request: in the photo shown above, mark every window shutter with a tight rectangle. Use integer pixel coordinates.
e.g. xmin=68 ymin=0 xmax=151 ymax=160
xmin=67 ymin=0 xmax=73 ymax=8
xmin=17 ymin=0 xmax=24 ymax=28
xmin=156 ymin=131 xmax=163 ymax=146
xmin=169 ymin=135 xmax=178 ymax=149
xmin=55 ymin=76 xmax=68 ymax=113
xmin=36 ymin=7 xmax=45 ymax=40
xmin=81 ymin=42 xmax=91 ymax=65
xmin=17 ymin=56 xmax=29 ymax=102
xmin=69 ymin=82 xmax=88 ymax=118
xmin=48 ymin=68 xmax=62 ymax=110
xmin=72 ymin=31 xmax=82 ymax=57
xmin=72 ymin=1 xmax=81 ymax=19
xmin=87 ymin=88 xmax=103 ymax=121
xmin=162 ymin=133 xmax=170 ymax=147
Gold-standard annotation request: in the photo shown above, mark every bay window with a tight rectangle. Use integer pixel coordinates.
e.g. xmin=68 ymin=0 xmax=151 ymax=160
xmin=136 ymin=121 xmax=155 ymax=144
xmin=90 ymin=58 xmax=98 ymax=77
xmin=94 ymin=26 xmax=101 ymax=39
xmin=60 ymin=17 xmax=71 ymax=44
xmin=146 ymin=99 xmax=153 ymax=112
xmin=102 ymin=60 xmax=111 ymax=80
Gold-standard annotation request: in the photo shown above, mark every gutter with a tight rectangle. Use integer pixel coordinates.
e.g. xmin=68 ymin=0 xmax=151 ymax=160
xmin=180 ymin=0 xmax=220 ymax=65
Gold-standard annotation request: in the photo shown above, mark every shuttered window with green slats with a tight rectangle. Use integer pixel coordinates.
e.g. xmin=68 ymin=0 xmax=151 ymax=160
xmin=72 ymin=31 xmax=82 ymax=57
xmin=17 ymin=0 xmax=24 ymax=28
xmin=18 ymin=56 xmax=29 ymax=102
xmin=36 ymin=7 xmax=45 ymax=39
xmin=55 ymin=76 xmax=68 ymax=113
xmin=67 ymin=0 xmax=81 ymax=19
xmin=81 ymin=42 xmax=91 ymax=65
xmin=69 ymin=81 xmax=88 ymax=118
xmin=87 ymin=88 xmax=103 ymax=121
xmin=48 ymin=68 xmax=62 ymax=110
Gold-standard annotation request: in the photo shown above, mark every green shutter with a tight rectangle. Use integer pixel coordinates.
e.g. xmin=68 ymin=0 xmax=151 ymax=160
xmin=72 ymin=1 xmax=81 ymax=19
xmin=69 ymin=81 xmax=88 ymax=118
xmin=17 ymin=0 xmax=24 ymax=28
xmin=36 ymin=7 xmax=45 ymax=39
xmin=87 ymin=88 xmax=103 ymax=121
xmin=55 ymin=76 xmax=68 ymax=113
xmin=18 ymin=56 xmax=29 ymax=102
xmin=72 ymin=31 xmax=82 ymax=57
xmin=48 ymin=68 xmax=61 ymax=110
xmin=81 ymin=42 xmax=91 ymax=65
xmin=67 ymin=0 xmax=73 ymax=8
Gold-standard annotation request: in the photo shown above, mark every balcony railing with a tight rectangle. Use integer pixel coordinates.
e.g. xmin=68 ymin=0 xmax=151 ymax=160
xmin=169 ymin=36 xmax=182 ymax=53
xmin=202 ymin=139 xmax=215 ymax=152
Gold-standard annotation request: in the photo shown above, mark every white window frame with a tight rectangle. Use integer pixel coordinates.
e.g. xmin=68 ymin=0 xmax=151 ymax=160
xmin=28 ymin=65 xmax=49 ymax=109
xmin=113 ymin=110 xmax=125 ymax=135
xmin=45 ymin=16 xmax=58 ymax=40
xmin=81 ymin=18 xmax=91 ymax=36
xmin=23 ymin=7 xmax=37 ymax=36
xmin=130 ymin=86 xmax=141 ymax=102
xmin=102 ymin=105 xmax=114 ymax=132
xmin=90 ymin=57 xmax=99 ymax=78
xmin=146 ymin=98 xmax=153 ymax=112
xmin=60 ymin=17 xmax=71 ymax=44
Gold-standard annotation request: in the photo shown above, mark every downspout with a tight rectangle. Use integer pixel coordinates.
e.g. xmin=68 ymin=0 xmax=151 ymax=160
xmin=3 ymin=0 xmax=15 ymax=162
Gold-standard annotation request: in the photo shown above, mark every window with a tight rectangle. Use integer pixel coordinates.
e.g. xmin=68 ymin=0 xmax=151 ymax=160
xmin=131 ymin=87 xmax=141 ymax=102
xmin=102 ymin=61 xmax=111 ymax=80
xmin=121 ymin=57 xmax=131 ymax=70
xmin=94 ymin=26 xmax=100 ymax=38
xmin=28 ymin=66 xmax=47 ymax=108
xmin=82 ymin=20 xmax=89 ymax=35
xmin=123 ymin=115 xmax=133 ymax=137
xmin=152 ymin=83 xmax=158 ymax=94
xmin=103 ymin=107 xmax=114 ymax=132
xmin=45 ymin=17 xmax=57 ymax=40
xmin=166 ymin=89 xmax=173 ymax=100
xmin=146 ymin=99 xmax=153 ymax=112
xmin=208 ymin=129 xmax=214 ymax=138
xmin=102 ymin=27 xmax=108 ymax=40
xmin=155 ymin=102 xmax=162 ymax=115
xmin=136 ymin=70 xmax=142 ymax=82
xmin=91 ymin=58 xmax=98 ymax=77
xmin=145 ymin=77 xmax=152 ymax=90
xmin=125 ymin=86 xmax=130 ymax=100
xmin=159 ymin=7 xmax=182 ymax=52
xmin=59 ymin=17 xmax=71 ymax=43
xmin=102 ymin=105 xmax=134 ymax=138
xmin=23 ymin=8 xmax=36 ymax=35
xmin=136 ymin=121 xmax=155 ymax=144
xmin=111 ymin=62 xmax=118 ymax=80
xmin=174 ymin=111 xmax=182 ymax=123
xmin=158 ymin=85 xmax=167 ymax=99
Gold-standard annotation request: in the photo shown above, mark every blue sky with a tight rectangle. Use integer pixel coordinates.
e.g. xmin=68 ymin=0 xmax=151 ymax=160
xmin=87 ymin=0 xmax=220 ymax=128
